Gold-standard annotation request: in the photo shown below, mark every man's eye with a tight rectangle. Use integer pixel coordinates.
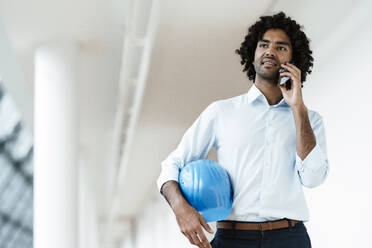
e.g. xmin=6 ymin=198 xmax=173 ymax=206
xmin=278 ymin=46 xmax=287 ymax=51
xmin=259 ymin=44 xmax=268 ymax=48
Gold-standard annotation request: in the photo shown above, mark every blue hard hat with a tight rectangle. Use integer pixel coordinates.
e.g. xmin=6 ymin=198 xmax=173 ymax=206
xmin=179 ymin=159 xmax=233 ymax=222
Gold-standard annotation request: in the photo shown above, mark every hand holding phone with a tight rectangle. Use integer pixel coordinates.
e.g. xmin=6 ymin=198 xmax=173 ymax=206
xmin=277 ymin=61 xmax=294 ymax=90
xmin=278 ymin=67 xmax=291 ymax=90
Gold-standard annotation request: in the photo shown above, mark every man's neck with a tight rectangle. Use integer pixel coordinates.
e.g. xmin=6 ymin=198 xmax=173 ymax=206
xmin=254 ymin=77 xmax=283 ymax=106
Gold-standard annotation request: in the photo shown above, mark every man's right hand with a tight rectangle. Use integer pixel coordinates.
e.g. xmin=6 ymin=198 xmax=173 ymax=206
xmin=174 ymin=201 xmax=214 ymax=248
xmin=160 ymin=180 xmax=214 ymax=248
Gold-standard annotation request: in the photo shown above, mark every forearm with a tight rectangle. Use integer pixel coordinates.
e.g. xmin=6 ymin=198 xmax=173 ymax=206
xmin=161 ymin=180 xmax=189 ymax=214
xmin=161 ymin=181 xmax=213 ymax=247
xmin=292 ymin=104 xmax=316 ymax=160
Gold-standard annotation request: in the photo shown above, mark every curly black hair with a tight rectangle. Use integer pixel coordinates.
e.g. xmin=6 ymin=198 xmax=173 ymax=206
xmin=235 ymin=11 xmax=313 ymax=86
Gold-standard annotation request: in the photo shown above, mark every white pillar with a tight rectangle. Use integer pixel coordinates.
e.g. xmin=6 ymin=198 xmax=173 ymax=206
xmin=34 ymin=42 xmax=79 ymax=248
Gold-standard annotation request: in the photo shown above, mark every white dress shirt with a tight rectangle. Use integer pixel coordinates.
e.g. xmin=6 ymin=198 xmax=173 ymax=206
xmin=157 ymin=84 xmax=329 ymax=222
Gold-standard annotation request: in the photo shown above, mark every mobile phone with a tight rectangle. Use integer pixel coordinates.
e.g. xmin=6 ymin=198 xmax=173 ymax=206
xmin=277 ymin=62 xmax=293 ymax=90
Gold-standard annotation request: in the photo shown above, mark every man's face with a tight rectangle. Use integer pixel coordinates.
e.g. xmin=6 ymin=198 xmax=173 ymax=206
xmin=253 ymin=29 xmax=293 ymax=82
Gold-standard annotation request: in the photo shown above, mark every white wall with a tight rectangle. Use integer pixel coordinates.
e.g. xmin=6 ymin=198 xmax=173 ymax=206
xmin=79 ymin=157 xmax=100 ymax=248
xmin=121 ymin=2 xmax=372 ymax=248
xmin=301 ymin=13 xmax=372 ymax=248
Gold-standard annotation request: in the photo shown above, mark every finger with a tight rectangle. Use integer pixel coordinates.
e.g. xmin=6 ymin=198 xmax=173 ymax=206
xmin=279 ymin=84 xmax=291 ymax=92
xmin=279 ymin=70 xmax=300 ymax=81
xmin=196 ymin=228 xmax=212 ymax=248
xmin=282 ymin=63 xmax=301 ymax=76
xmin=279 ymin=72 xmax=298 ymax=81
xmin=280 ymin=64 xmax=298 ymax=76
xmin=183 ymin=232 xmax=194 ymax=246
xmin=280 ymin=72 xmax=302 ymax=89
xmin=189 ymin=232 xmax=203 ymax=247
xmin=184 ymin=231 xmax=201 ymax=248
xmin=199 ymin=216 xmax=214 ymax=234
xmin=281 ymin=63 xmax=300 ymax=77
xmin=286 ymin=62 xmax=301 ymax=71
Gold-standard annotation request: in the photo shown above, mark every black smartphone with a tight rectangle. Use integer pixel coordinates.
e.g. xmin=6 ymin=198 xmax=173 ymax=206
xmin=277 ymin=61 xmax=293 ymax=90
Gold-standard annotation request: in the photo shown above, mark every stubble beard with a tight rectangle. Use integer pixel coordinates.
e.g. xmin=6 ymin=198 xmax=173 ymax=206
xmin=255 ymin=63 xmax=279 ymax=83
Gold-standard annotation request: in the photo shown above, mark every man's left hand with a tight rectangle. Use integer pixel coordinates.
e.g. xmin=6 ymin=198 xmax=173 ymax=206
xmin=279 ymin=63 xmax=305 ymax=109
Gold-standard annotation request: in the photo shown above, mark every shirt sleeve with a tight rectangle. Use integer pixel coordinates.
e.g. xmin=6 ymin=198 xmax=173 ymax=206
xmin=156 ymin=101 xmax=219 ymax=193
xmin=295 ymin=112 xmax=330 ymax=188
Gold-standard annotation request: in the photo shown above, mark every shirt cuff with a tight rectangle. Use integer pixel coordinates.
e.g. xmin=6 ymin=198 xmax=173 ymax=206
xmin=295 ymin=144 xmax=328 ymax=173
xmin=156 ymin=164 xmax=180 ymax=194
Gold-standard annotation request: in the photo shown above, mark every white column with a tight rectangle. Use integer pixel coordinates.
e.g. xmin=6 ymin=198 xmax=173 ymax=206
xmin=34 ymin=42 xmax=79 ymax=248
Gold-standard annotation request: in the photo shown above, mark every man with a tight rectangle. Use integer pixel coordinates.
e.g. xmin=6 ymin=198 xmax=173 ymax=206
xmin=157 ymin=11 xmax=329 ymax=248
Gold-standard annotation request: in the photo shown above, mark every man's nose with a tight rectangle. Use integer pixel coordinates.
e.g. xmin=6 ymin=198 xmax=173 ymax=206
xmin=265 ymin=46 xmax=276 ymax=57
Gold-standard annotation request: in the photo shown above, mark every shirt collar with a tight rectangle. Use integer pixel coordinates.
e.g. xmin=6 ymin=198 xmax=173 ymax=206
xmin=247 ymin=83 xmax=289 ymax=107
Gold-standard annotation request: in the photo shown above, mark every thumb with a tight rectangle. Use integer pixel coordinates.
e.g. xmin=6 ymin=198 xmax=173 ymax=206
xmin=278 ymin=84 xmax=286 ymax=92
xmin=199 ymin=215 xmax=214 ymax=234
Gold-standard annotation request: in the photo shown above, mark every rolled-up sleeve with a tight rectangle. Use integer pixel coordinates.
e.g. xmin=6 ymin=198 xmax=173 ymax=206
xmin=295 ymin=113 xmax=330 ymax=188
xmin=156 ymin=102 xmax=219 ymax=193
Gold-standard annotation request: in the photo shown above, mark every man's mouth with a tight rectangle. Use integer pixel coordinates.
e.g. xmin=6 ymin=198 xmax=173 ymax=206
xmin=261 ymin=59 xmax=278 ymax=67
xmin=263 ymin=62 xmax=276 ymax=68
